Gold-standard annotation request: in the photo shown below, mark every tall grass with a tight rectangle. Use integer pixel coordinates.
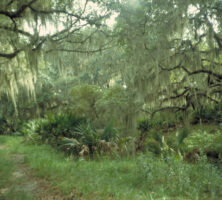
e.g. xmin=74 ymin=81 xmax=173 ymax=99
xmin=135 ymin=153 xmax=222 ymax=199
xmin=1 ymin=136 xmax=222 ymax=200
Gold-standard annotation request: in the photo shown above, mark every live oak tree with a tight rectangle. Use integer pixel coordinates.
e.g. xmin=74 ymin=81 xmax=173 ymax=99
xmin=0 ymin=0 xmax=111 ymax=112
xmin=40 ymin=0 xmax=222 ymax=131
xmin=1 ymin=0 xmax=222 ymax=132
xmin=113 ymin=0 xmax=222 ymax=116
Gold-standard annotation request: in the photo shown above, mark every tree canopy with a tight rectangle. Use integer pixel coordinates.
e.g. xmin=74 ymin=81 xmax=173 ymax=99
xmin=0 ymin=0 xmax=111 ymax=110
xmin=0 ymin=0 xmax=222 ymax=130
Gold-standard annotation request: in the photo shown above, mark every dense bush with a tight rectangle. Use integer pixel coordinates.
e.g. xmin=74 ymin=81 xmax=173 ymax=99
xmin=19 ymin=119 xmax=43 ymax=142
xmin=0 ymin=117 xmax=22 ymax=135
xmin=100 ymin=122 xmax=118 ymax=142
xmin=151 ymin=111 xmax=181 ymax=128
xmin=183 ymin=130 xmax=222 ymax=160
xmin=137 ymin=118 xmax=152 ymax=133
xmin=145 ymin=138 xmax=162 ymax=155
xmin=0 ymin=117 xmax=11 ymax=135
xmin=135 ymin=154 xmax=222 ymax=199
xmin=36 ymin=113 xmax=86 ymax=143
xmin=138 ymin=103 xmax=222 ymax=132
xmin=74 ymin=122 xmax=99 ymax=153
xmin=192 ymin=103 xmax=222 ymax=124
xmin=137 ymin=111 xmax=182 ymax=133
xmin=26 ymin=113 xmax=121 ymax=155
xmin=165 ymin=127 xmax=190 ymax=154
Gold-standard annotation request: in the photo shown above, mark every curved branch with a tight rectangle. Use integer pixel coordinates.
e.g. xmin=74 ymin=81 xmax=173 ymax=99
xmin=162 ymin=88 xmax=189 ymax=102
xmin=150 ymin=105 xmax=188 ymax=118
xmin=159 ymin=63 xmax=222 ymax=80
xmin=181 ymin=66 xmax=222 ymax=80
xmin=0 ymin=50 xmax=21 ymax=59
xmin=0 ymin=0 xmax=38 ymax=19
xmin=159 ymin=62 xmax=182 ymax=71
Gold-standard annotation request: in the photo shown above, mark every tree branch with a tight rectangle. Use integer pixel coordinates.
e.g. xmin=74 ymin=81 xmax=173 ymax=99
xmin=162 ymin=88 xmax=189 ymax=102
xmin=159 ymin=63 xmax=222 ymax=80
xmin=0 ymin=0 xmax=38 ymax=19
xmin=46 ymin=46 xmax=112 ymax=54
xmin=0 ymin=50 xmax=21 ymax=59
xmin=196 ymin=93 xmax=219 ymax=104
xmin=0 ymin=26 xmax=33 ymax=37
xmin=150 ymin=105 xmax=188 ymax=118
xmin=181 ymin=66 xmax=222 ymax=80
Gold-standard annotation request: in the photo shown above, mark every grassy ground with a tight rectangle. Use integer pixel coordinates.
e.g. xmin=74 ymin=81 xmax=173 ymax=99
xmin=0 ymin=136 xmax=222 ymax=200
xmin=0 ymin=139 xmax=33 ymax=200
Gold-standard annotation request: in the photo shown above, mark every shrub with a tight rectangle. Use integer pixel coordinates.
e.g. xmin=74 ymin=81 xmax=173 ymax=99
xmin=135 ymin=153 xmax=222 ymax=199
xmin=151 ymin=111 xmax=179 ymax=128
xmin=165 ymin=127 xmax=190 ymax=154
xmin=19 ymin=119 xmax=43 ymax=143
xmin=100 ymin=122 xmax=118 ymax=142
xmin=145 ymin=138 xmax=162 ymax=155
xmin=75 ymin=122 xmax=99 ymax=153
xmin=36 ymin=113 xmax=86 ymax=143
xmin=183 ymin=130 xmax=222 ymax=160
xmin=136 ymin=118 xmax=153 ymax=152
xmin=0 ymin=117 xmax=17 ymax=135
xmin=137 ymin=118 xmax=152 ymax=133
xmin=34 ymin=113 xmax=104 ymax=155
xmin=192 ymin=103 xmax=222 ymax=124
xmin=176 ymin=127 xmax=190 ymax=146
xmin=59 ymin=137 xmax=81 ymax=154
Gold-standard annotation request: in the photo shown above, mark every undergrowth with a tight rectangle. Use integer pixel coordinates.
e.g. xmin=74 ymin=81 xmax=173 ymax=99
xmin=1 ymin=136 xmax=222 ymax=200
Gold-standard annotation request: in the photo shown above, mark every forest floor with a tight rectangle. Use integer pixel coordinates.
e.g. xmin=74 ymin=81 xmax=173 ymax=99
xmin=0 ymin=143 xmax=66 ymax=200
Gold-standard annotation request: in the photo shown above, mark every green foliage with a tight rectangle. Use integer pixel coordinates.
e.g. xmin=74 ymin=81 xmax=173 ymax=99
xmin=151 ymin=111 xmax=180 ymax=128
xmin=100 ymin=122 xmax=118 ymax=142
xmin=74 ymin=122 xmax=99 ymax=153
xmin=0 ymin=117 xmax=19 ymax=135
xmin=0 ymin=117 xmax=11 ymax=135
xmin=136 ymin=153 xmax=222 ymax=199
xmin=22 ymin=113 xmax=123 ymax=155
xmin=150 ymin=131 xmax=163 ymax=145
xmin=0 ymin=139 xmax=34 ymax=200
xmin=163 ymin=127 xmax=191 ymax=155
xmin=19 ymin=119 xmax=43 ymax=143
xmin=3 ymin=135 xmax=222 ymax=200
xmin=192 ymin=103 xmax=222 ymax=124
xmin=34 ymin=113 xmax=121 ymax=155
xmin=183 ymin=130 xmax=222 ymax=157
xmin=69 ymin=85 xmax=101 ymax=120
xmin=176 ymin=127 xmax=190 ymax=147
xmin=145 ymin=138 xmax=162 ymax=155
xmin=96 ymin=85 xmax=140 ymax=134
xmin=137 ymin=111 xmax=181 ymax=133
xmin=59 ymin=137 xmax=81 ymax=154
xmin=36 ymin=113 xmax=86 ymax=144
xmin=137 ymin=118 xmax=152 ymax=133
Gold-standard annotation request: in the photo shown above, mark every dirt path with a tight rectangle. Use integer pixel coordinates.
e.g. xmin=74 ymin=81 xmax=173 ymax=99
xmin=0 ymin=145 xmax=68 ymax=200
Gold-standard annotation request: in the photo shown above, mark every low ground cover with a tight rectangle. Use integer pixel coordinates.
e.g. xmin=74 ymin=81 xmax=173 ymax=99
xmin=1 ymin=136 xmax=222 ymax=200
xmin=0 ymin=139 xmax=33 ymax=200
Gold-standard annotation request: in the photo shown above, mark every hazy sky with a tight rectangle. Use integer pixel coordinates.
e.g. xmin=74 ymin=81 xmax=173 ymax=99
xmin=24 ymin=1 xmax=117 ymax=36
